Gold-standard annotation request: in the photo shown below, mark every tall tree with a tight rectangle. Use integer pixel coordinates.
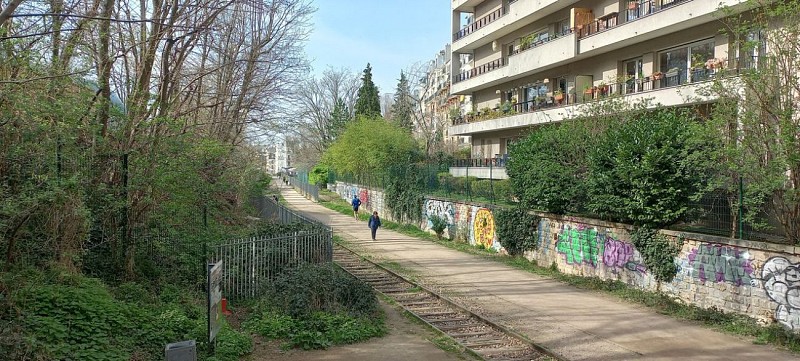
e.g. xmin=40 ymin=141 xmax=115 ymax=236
xmin=354 ymin=63 xmax=381 ymax=118
xmin=391 ymin=71 xmax=414 ymax=132
xmin=328 ymin=98 xmax=350 ymax=141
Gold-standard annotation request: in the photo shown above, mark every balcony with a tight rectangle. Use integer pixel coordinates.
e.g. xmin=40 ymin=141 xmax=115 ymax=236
xmin=452 ymin=0 xmax=482 ymax=12
xmin=449 ymin=157 xmax=509 ymax=180
xmin=453 ymin=7 xmax=505 ymax=42
xmin=577 ymin=0 xmax=747 ymax=55
xmin=452 ymin=0 xmax=579 ymax=52
xmin=452 ymin=32 xmax=576 ymax=94
xmin=448 ymin=67 xmax=734 ymax=136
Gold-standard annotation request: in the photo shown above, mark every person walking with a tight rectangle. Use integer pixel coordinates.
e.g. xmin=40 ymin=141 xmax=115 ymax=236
xmin=351 ymin=195 xmax=361 ymax=220
xmin=368 ymin=211 xmax=382 ymax=241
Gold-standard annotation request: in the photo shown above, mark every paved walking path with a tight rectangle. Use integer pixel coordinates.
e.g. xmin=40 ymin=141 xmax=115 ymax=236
xmin=279 ymin=185 xmax=797 ymax=361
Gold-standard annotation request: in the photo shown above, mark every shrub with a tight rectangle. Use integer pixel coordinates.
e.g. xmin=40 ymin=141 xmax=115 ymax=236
xmin=437 ymin=172 xmax=453 ymax=191
xmin=452 ymin=176 xmax=477 ymax=195
xmin=428 ymin=215 xmax=448 ymax=239
xmin=507 ymin=119 xmax=604 ymax=214
xmin=495 ymin=207 xmax=540 ymax=256
xmin=493 ymin=180 xmax=513 ymax=201
xmin=309 ymin=164 xmax=329 ymax=187
xmin=244 ymin=263 xmax=386 ymax=350
xmin=471 ymin=179 xmax=492 ymax=198
xmin=586 ymin=108 xmax=714 ymax=227
xmin=267 ymin=263 xmax=379 ymax=318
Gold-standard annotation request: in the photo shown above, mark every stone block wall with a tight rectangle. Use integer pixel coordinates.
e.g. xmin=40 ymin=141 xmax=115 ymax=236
xmin=332 ymin=181 xmax=800 ymax=331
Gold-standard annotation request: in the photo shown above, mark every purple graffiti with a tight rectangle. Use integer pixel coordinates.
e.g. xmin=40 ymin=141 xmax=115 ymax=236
xmin=603 ymin=239 xmax=634 ymax=268
xmin=687 ymin=244 xmax=753 ymax=286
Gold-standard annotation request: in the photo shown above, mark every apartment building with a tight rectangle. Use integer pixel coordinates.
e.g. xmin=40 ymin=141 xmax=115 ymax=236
xmin=449 ymin=0 xmax=757 ymax=179
xmin=416 ymin=44 xmax=473 ymax=148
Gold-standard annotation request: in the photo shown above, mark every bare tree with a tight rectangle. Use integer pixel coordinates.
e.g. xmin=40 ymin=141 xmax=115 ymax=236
xmin=284 ymin=66 xmax=360 ymax=162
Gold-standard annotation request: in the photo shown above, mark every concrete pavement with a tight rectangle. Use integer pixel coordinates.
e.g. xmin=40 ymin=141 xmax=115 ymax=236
xmin=279 ymin=184 xmax=798 ymax=361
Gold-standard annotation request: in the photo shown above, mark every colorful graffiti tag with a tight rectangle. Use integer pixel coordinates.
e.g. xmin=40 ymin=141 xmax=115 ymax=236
xmin=424 ymin=199 xmax=455 ymax=227
xmin=359 ymin=189 xmax=370 ymax=209
xmin=687 ymin=244 xmax=753 ymax=286
xmin=556 ymin=224 xmax=603 ymax=266
xmin=556 ymin=224 xmax=644 ymax=272
xmin=473 ymin=208 xmax=495 ymax=248
xmin=453 ymin=203 xmax=472 ymax=242
xmin=762 ymin=257 xmax=800 ymax=331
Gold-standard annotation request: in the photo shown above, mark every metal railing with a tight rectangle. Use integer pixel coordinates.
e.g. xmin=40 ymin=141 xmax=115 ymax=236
xmin=577 ymin=0 xmax=692 ymax=39
xmin=285 ymin=174 xmax=320 ymax=202
xmin=454 ymin=58 xmax=505 ymax=83
xmin=510 ymin=29 xmax=573 ymax=56
xmin=209 ymin=197 xmax=333 ymax=300
xmin=453 ymin=7 xmax=505 ymax=41
xmin=452 ymin=156 xmax=508 ymax=168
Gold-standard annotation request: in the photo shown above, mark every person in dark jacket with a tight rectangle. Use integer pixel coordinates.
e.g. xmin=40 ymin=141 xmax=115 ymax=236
xmin=368 ymin=211 xmax=381 ymax=241
xmin=351 ymin=195 xmax=361 ymax=219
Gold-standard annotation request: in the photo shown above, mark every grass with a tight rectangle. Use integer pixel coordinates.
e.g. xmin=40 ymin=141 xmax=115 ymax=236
xmin=319 ymin=190 xmax=800 ymax=354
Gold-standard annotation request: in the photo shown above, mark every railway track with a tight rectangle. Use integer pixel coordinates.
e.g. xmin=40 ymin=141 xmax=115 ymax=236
xmin=333 ymin=244 xmax=561 ymax=361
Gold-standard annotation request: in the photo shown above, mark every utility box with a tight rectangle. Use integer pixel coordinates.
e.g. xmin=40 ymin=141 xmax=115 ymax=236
xmin=165 ymin=340 xmax=196 ymax=361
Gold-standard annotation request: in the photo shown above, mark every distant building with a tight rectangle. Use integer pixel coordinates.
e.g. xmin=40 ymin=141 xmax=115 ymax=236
xmin=273 ymin=138 xmax=290 ymax=175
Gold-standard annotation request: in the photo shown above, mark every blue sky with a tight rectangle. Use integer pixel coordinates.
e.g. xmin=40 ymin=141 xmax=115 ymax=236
xmin=306 ymin=0 xmax=451 ymax=95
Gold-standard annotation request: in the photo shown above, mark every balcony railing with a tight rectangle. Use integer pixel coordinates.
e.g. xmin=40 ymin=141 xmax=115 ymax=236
xmin=452 ymin=156 xmax=508 ymax=168
xmin=453 ymin=58 xmax=505 ymax=83
xmin=510 ymin=29 xmax=573 ymax=56
xmin=451 ymin=57 xmax=757 ymax=127
xmin=453 ymin=7 xmax=505 ymax=42
xmin=577 ymin=0 xmax=692 ymax=39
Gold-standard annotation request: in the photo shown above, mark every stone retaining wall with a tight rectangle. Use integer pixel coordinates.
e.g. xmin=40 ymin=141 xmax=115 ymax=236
xmin=331 ymin=181 xmax=800 ymax=331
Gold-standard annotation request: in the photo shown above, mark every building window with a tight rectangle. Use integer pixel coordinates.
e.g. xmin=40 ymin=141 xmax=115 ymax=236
xmin=555 ymin=18 xmax=570 ymax=35
xmin=623 ymin=58 xmax=643 ymax=93
xmin=659 ymin=39 xmax=715 ymax=87
xmin=739 ymin=29 xmax=766 ymax=70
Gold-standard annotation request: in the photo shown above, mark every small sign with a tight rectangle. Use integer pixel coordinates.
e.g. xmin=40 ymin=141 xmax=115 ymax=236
xmin=207 ymin=261 xmax=223 ymax=344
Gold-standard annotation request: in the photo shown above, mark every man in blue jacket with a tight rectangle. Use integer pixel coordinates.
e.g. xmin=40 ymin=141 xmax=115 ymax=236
xmin=351 ymin=195 xmax=361 ymax=220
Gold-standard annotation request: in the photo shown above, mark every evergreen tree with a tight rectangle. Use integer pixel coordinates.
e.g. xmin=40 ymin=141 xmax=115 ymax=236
xmin=391 ymin=71 xmax=414 ymax=132
xmin=326 ymin=98 xmax=350 ymax=145
xmin=354 ymin=63 xmax=382 ymax=118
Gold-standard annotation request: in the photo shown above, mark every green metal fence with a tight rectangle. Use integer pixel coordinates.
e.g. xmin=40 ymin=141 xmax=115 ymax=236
xmin=327 ymin=164 xmax=789 ymax=243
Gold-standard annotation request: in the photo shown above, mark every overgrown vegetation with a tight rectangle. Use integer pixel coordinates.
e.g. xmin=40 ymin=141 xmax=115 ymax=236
xmin=0 ymin=269 xmax=252 ymax=360
xmin=1 ymin=0 xmax=315 ymax=357
xmin=495 ymin=207 xmax=540 ymax=256
xmin=243 ymin=263 xmax=385 ymax=350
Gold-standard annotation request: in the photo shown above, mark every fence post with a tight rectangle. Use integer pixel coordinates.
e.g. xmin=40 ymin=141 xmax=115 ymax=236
xmin=738 ymin=176 xmax=744 ymax=239
xmin=489 ymin=160 xmax=494 ymax=204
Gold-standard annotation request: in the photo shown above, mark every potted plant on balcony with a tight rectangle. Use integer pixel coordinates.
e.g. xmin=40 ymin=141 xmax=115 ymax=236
xmin=553 ymin=90 xmax=564 ymax=103
xmin=651 ymin=71 xmax=664 ymax=80
xmin=628 ymin=1 xmax=638 ymax=10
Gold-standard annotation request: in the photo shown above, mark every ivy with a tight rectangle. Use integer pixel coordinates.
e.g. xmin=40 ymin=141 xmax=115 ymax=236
xmin=383 ymin=162 xmax=425 ymax=224
xmin=631 ymin=227 xmax=683 ymax=283
xmin=495 ymin=207 xmax=540 ymax=256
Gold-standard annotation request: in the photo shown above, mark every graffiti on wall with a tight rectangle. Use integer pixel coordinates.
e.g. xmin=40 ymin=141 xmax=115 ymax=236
xmin=556 ymin=224 xmax=603 ymax=266
xmin=454 ymin=203 xmax=472 ymax=242
xmin=424 ymin=199 xmax=455 ymax=227
xmin=686 ymin=244 xmax=753 ymax=286
xmin=762 ymin=257 xmax=800 ymax=331
xmin=359 ymin=189 xmax=370 ymax=209
xmin=473 ymin=208 xmax=495 ymax=249
xmin=555 ymin=223 xmax=645 ymax=272
xmin=537 ymin=218 xmax=552 ymax=255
